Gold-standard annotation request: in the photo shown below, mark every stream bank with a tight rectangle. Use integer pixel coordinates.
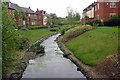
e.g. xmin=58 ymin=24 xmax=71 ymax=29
xmin=8 ymin=33 xmax=58 ymax=79
xmin=56 ymin=35 xmax=108 ymax=79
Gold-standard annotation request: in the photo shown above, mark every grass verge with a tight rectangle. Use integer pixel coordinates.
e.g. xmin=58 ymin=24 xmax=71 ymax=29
xmin=65 ymin=27 xmax=118 ymax=66
xmin=19 ymin=28 xmax=54 ymax=43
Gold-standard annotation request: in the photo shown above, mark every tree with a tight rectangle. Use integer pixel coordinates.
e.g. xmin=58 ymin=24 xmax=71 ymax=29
xmin=66 ymin=6 xmax=81 ymax=25
xmin=2 ymin=3 xmax=29 ymax=77
xmin=66 ymin=6 xmax=74 ymax=25
xmin=73 ymin=12 xmax=81 ymax=21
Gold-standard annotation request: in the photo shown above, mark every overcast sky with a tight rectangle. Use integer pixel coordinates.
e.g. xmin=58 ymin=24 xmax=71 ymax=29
xmin=10 ymin=0 xmax=97 ymax=18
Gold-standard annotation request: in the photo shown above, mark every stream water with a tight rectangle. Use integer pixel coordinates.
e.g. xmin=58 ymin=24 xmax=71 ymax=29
xmin=22 ymin=34 xmax=86 ymax=78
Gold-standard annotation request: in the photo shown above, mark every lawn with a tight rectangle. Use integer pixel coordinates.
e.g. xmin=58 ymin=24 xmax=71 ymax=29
xmin=28 ymin=25 xmax=43 ymax=28
xmin=65 ymin=27 xmax=118 ymax=66
xmin=19 ymin=29 xmax=54 ymax=43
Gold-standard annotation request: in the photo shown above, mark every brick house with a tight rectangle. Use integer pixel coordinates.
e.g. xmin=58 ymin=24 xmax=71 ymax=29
xmin=7 ymin=2 xmax=24 ymax=26
xmin=36 ymin=9 xmax=47 ymax=26
xmin=21 ymin=7 xmax=37 ymax=26
xmin=81 ymin=0 xmax=120 ymax=24
xmin=4 ymin=1 xmax=48 ymax=27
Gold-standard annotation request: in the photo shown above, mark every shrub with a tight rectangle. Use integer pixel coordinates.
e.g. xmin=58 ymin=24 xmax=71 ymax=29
xmin=86 ymin=19 xmax=103 ymax=26
xmin=50 ymin=28 xmax=59 ymax=32
xmin=61 ymin=29 xmax=65 ymax=35
xmin=104 ymin=15 xmax=120 ymax=26
xmin=30 ymin=43 xmax=45 ymax=54
xmin=16 ymin=36 xmax=29 ymax=50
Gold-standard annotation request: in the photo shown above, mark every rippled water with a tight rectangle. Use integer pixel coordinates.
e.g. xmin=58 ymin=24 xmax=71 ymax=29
xmin=22 ymin=34 xmax=86 ymax=78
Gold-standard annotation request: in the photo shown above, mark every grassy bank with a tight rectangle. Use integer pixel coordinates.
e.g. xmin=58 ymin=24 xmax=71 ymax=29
xmin=65 ymin=27 xmax=118 ymax=66
xmin=3 ymin=28 xmax=54 ymax=78
xmin=19 ymin=28 xmax=54 ymax=43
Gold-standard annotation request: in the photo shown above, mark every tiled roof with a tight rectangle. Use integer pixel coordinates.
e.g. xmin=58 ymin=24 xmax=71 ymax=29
xmin=8 ymin=2 xmax=20 ymax=10
xmin=20 ymin=7 xmax=36 ymax=14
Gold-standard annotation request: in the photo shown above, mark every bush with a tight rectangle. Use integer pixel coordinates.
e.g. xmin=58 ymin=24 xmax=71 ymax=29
xmin=61 ymin=29 xmax=65 ymax=35
xmin=104 ymin=15 xmax=120 ymax=26
xmin=30 ymin=43 xmax=45 ymax=54
xmin=50 ymin=28 xmax=59 ymax=32
xmin=2 ymin=9 xmax=27 ymax=77
xmin=16 ymin=36 xmax=29 ymax=50
xmin=86 ymin=19 xmax=103 ymax=26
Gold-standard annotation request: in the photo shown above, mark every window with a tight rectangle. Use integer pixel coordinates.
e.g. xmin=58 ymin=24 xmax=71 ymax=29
xmin=97 ymin=15 xmax=100 ymax=20
xmin=98 ymin=3 xmax=99 ymax=10
xmin=110 ymin=2 xmax=116 ymax=8
xmin=28 ymin=14 xmax=30 ymax=16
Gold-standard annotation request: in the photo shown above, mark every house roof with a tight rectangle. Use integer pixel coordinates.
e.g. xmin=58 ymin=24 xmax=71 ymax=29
xmin=83 ymin=2 xmax=97 ymax=13
xmin=20 ymin=7 xmax=36 ymax=14
xmin=8 ymin=2 xmax=20 ymax=10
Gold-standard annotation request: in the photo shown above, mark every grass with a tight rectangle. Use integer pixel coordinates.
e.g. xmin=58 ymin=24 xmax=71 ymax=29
xmin=28 ymin=25 xmax=43 ymax=28
xmin=65 ymin=27 xmax=118 ymax=66
xmin=19 ymin=28 xmax=54 ymax=43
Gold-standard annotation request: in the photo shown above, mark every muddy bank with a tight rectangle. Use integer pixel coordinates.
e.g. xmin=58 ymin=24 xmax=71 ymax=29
xmin=8 ymin=33 xmax=58 ymax=79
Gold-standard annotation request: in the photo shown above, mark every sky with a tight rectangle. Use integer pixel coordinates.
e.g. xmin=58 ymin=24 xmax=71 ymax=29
xmin=10 ymin=0 xmax=97 ymax=18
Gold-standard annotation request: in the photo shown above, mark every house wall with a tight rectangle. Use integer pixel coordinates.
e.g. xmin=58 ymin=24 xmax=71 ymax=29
xmin=36 ymin=10 xmax=44 ymax=25
xmin=8 ymin=9 xmax=15 ymax=17
xmin=95 ymin=2 xmax=120 ymax=21
xmin=81 ymin=18 xmax=94 ymax=24
xmin=82 ymin=1 xmax=120 ymax=24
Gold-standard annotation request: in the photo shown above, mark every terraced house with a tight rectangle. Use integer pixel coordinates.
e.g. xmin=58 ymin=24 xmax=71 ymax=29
xmin=3 ymin=1 xmax=48 ymax=27
xmin=81 ymin=0 xmax=120 ymax=24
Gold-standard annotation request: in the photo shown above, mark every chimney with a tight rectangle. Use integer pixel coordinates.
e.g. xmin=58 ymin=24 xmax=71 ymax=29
xmin=29 ymin=7 xmax=30 ymax=9
xmin=37 ymin=8 xmax=38 ymax=11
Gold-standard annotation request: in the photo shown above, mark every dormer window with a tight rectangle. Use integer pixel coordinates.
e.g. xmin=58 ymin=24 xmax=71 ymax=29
xmin=110 ymin=2 xmax=116 ymax=8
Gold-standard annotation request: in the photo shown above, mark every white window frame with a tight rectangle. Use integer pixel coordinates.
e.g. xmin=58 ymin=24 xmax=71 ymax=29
xmin=110 ymin=2 xmax=116 ymax=8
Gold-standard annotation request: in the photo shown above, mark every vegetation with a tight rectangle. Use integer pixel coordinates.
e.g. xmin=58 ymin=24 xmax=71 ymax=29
xmin=60 ymin=24 xmax=82 ymax=35
xmin=62 ymin=25 xmax=93 ymax=42
xmin=86 ymin=19 xmax=103 ymax=26
xmin=19 ymin=29 xmax=54 ymax=43
xmin=86 ymin=15 xmax=120 ymax=26
xmin=28 ymin=25 xmax=44 ymax=28
xmin=30 ymin=43 xmax=45 ymax=54
xmin=2 ymin=9 xmax=29 ymax=77
xmin=104 ymin=15 xmax=120 ymax=26
xmin=66 ymin=6 xmax=81 ymax=25
xmin=65 ymin=27 xmax=118 ymax=66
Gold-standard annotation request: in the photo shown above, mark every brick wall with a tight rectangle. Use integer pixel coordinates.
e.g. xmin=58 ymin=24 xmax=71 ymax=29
xmin=36 ymin=10 xmax=44 ymax=25
xmin=95 ymin=2 xmax=120 ymax=21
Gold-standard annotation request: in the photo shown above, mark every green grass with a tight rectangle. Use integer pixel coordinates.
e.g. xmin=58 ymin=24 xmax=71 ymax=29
xmin=65 ymin=27 xmax=118 ymax=66
xmin=28 ymin=25 xmax=43 ymax=28
xmin=19 ymin=29 xmax=54 ymax=43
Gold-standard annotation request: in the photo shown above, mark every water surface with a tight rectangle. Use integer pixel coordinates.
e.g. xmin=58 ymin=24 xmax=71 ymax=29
xmin=22 ymin=34 xmax=86 ymax=78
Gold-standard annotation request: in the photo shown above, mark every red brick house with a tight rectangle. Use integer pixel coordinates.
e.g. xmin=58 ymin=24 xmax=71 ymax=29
xmin=7 ymin=2 xmax=24 ymax=26
xmin=4 ymin=1 xmax=48 ymax=27
xmin=21 ymin=7 xmax=37 ymax=26
xmin=81 ymin=0 xmax=120 ymax=24
xmin=36 ymin=9 xmax=47 ymax=26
